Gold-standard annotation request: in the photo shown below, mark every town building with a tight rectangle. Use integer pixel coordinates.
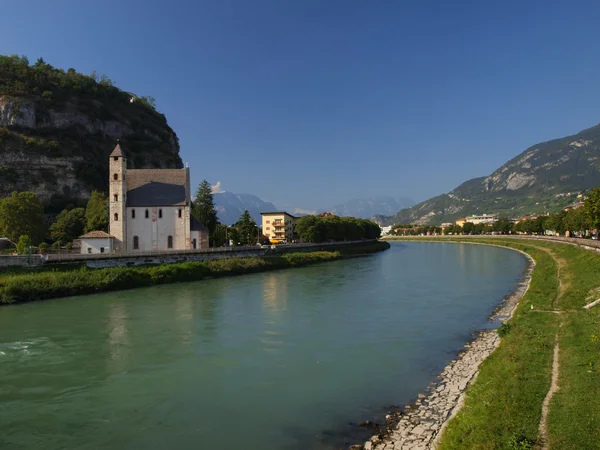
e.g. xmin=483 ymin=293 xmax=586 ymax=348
xmin=261 ymin=212 xmax=298 ymax=242
xmin=107 ymin=142 xmax=208 ymax=252
xmin=455 ymin=218 xmax=467 ymax=227
xmin=380 ymin=225 xmax=392 ymax=235
xmin=79 ymin=231 xmax=115 ymax=254
xmin=463 ymin=213 xmax=497 ymax=225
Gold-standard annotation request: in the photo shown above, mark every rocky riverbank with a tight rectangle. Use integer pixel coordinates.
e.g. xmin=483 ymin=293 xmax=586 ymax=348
xmin=358 ymin=247 xmax=534 ymax=450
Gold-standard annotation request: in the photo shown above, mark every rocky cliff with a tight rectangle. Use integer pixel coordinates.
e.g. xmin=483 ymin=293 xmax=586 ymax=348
xmin=0 ymin=55 xmax=182 ymax=212
xmin=386 ymin=122 xmax=600 ymax=225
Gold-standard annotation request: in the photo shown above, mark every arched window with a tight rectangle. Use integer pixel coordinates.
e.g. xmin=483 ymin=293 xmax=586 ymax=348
xmin=192 ymin=239 xmax=197 ymax=249
xmin=113 ymin=173 xmax=118 ymax=181
xmin=133 ymin=236 xmax=139 ymax=250
xmin=145 ymin=209 xmax=149 ymax=219
xmin=167 ymin=235 xmax=173 ymax=249
xmin=114 ymin=194 xmax=118 ymax=202
xmin=131 ymin=209 xmax=136 ymax=219
xmin=158 ymin=209 xmax=163 ymax=219
xmin=178 ymin=208 xmax=182 ymax=218
xmin=114 ymin=213 xmax=118 ymax=221
xmin=113 ymin=156 xmax=118 ymax=161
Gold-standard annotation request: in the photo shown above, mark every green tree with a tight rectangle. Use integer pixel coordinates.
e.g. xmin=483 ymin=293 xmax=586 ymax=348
xmin=564 ymin=207 xmax=588 ymax=235
xmin=492 ymin=218 xmax=514 ymax=234
xmin=543 ymin=212 xmax=566 ymax=235
xmin=462 ymin=222 xmax=475 ymax=234
xmin=584 ymin=188 xmax=600 ymax=230
xmin=49 ymin=208 xmax=86 ymax=244
xmin=192 ymin=180 xmax=219 ymax=245
xmin=16 ymin=234 xmax=32 ymax=254
xmin=212 ymin=223 xmax=229 ymax=247
xmin=232 ymin=210 xmax=258 ymax=246
xmin=0 ymin=191 xmax=45 ymax=243
xmin=85 ymin=191 xmax=109 ymax=232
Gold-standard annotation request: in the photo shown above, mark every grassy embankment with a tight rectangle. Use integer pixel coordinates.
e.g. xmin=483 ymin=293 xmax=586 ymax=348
xmin=0 ymin=241 xmax=390 ymax=304
xmin=396 ymin=238 xmax=599 ymax=449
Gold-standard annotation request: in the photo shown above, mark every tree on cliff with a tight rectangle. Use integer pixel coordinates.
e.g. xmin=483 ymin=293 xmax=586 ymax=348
xmin=192 ymin=180 xmax=219 ymax=245
xmin=85 ymin=191 xmax=109 ymax=232
xmin=0 ymin=191 xmax=45 ymax=244
xmin=49 ymin=208 xmax=86 ymax=244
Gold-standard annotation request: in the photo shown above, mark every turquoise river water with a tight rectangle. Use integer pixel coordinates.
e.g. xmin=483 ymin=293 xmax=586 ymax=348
xmin=0 ymin=242 xmax=527 ymax=449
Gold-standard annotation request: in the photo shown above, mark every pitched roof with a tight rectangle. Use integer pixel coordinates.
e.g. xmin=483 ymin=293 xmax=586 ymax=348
xmin=80 ymin=231 xmax=114 ymax=239
xmin=125 ymin=169 xmax=188 ymax=207
xmin=110 ymin=142 xmax=126 ymax=158
xmin=260 ymin=211 xmax=298 ymax=218
xmin=190 ymin=216 xmax=208 ymax=232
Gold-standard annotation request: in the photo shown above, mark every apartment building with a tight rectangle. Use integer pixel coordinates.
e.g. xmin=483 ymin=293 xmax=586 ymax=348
xmin=261 ymin=212 xmax=298 ymax=243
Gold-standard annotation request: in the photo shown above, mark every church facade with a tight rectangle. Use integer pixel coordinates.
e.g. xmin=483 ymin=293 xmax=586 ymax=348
xmin=108 ymin=143 xmax=208 ymax=252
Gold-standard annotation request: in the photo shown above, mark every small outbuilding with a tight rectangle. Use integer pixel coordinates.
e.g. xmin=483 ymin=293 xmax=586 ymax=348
xmin=79 ymin=231 xmax=115 ymax=255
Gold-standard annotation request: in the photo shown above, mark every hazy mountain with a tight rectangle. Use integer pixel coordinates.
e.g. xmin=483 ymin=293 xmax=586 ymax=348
xmin=214 ymin=192 xmax=278 ymax=225
xmin=322 ymin=196 xmax=415 ymax=219
xmin=385 ymin=122 xmax=600 ymax=225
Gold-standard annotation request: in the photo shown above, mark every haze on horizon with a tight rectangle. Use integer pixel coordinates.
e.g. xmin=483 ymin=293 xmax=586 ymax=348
xmin=2 ymin=0 xmax=600 ymax=212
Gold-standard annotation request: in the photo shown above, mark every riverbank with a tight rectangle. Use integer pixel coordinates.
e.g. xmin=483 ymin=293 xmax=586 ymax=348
xmin=0 ymin=240 xmax=390 ymax=304
xmin=360 ymin=238 xmax=600 ymax=449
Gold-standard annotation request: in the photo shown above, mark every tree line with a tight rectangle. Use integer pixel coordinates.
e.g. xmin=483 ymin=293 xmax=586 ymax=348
xmin=295 ymin=215 xmax=381 ymax=242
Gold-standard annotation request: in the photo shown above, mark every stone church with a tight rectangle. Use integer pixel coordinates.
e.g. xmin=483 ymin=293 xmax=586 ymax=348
xmin=108 ymin=143 xmax=208 ymax=252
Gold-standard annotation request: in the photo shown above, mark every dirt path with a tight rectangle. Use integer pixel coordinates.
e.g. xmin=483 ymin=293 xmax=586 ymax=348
xmin=524 ymin=244 xmax=566 ymax=450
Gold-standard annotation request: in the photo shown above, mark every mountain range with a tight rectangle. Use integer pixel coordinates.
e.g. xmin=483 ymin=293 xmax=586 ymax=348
xmin=321 ymin=196 xmax=414 ymax=219
xmin=382 ymin=122 xmax=600 ymax=225
xmin=214 ymin=192 xmax=278 ymax=225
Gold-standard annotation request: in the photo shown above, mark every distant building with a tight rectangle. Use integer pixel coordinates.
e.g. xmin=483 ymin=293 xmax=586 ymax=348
xmin=79 ymin=231 xmax=115 ymax=254
xmin=318 ymin=212 xmax=335 ymax=217
xmin=455 ymin=218 xmax=467 ymax=227
xmin=463 ymin=214 xmax=497 ymax=225
xmin=563 ymin=202 xmax=585 ymax=211
xmin=107 ymin=142 xmax=208 ymax=252
xmin=261 ymin=212 xmax=298 ymax=242
xmin=514 ymin=215 xmax=538 ymax=224
xmin=380 ymin=225 xmax=392 ymax=235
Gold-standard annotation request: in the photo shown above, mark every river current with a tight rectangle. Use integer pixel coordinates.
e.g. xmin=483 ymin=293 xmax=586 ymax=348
xmin=0 ymin=242 xmax=527 ymax=449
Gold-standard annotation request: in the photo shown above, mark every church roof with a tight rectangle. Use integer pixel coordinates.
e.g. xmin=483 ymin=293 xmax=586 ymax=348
xmin=126 ymin=169 xmax=188 ymax=207
xmin=109 ymin=142 xmax=126 ymax=158
xmin=190 ymin=216 xmax=208 ymax=232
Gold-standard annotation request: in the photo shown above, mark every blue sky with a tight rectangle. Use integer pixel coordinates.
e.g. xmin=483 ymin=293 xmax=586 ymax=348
xmin=2 ymin=1 xmax=600 ymax=212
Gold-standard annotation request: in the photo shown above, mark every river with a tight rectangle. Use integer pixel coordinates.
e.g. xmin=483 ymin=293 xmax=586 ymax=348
xmin=0 ymin=242 xmax=527 ymax=449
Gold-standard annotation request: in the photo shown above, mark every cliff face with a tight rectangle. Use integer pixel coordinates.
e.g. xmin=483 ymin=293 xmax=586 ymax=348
xmin=0 ymin=55 xmax=182 ymax=212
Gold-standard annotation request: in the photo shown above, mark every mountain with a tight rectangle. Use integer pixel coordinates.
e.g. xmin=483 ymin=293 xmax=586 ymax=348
xmin=385 ymin=123 xmax=600 ymax=225
xmin=214 ymin=192 xmax=278 ymax=225
xmin=0 ymin=55 xmax=181 ymax=212
xmin=323 ymin=196 xmax=414 ymax=219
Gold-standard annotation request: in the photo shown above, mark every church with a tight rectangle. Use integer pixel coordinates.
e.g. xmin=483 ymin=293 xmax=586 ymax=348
xmin=108 ymin=142 xmax=208 ymax=252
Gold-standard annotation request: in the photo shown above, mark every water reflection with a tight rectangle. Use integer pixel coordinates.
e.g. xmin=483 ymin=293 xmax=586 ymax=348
xmin=175 ymin=289 xmax=194 ymax=346
xmin=107 ymin=303 xmax=130 ymax=373
xmin=263 ymin=272 xmax=289 ymax=315
xmin=261 ymin=272 xmax=290 ymax=353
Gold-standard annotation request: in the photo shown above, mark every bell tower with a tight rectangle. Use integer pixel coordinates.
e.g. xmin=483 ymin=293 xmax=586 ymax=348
xmin=109 ymin=141 xmax=127 ymax=251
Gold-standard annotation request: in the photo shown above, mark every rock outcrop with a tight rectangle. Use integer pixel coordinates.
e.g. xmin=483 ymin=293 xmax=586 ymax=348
xmin=0 ymin=55 xmax=182 ymax=212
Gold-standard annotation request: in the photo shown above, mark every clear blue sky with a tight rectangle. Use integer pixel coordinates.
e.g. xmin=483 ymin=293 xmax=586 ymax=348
xmin=2 ymin=0 xmax=600 ymax=212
